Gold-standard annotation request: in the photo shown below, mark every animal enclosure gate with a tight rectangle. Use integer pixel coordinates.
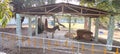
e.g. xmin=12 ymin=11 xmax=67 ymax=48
xmin=0 ymin=32 xmax=120 ymax=54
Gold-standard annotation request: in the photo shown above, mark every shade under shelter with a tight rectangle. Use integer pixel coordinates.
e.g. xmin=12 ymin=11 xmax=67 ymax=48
xmin=15 ymin=3 xmax=114 ymax=50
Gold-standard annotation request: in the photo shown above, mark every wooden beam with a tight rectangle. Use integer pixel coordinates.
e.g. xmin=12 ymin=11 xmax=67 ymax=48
xmin=106 ymin=15 xmax=115 ymax=50
xmin=25 ymin=4 xmax=58 ymax=11
xmin=66 ymin=6 xmax=80 ymax=13
xmin=20 ymin=12 xmax=105 ymax=16
xmin=70 ymin=5 xmax=107 ymax=14
xmin=47 ymin=6 xmax=60 ymax=13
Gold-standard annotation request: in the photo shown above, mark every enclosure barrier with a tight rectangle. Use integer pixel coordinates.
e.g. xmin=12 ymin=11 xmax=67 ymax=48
xmin=0 ymin=32 xmax=120 ymax=54
xmin=104 ymin=47 xmax=107 ymax=54
xmin=116 ymin=48 xmax=119 ymax=54
xmin=71 ymin=42 xmax=75 ymax=54
xmin=92 ymin=44 xmax=94 ymax=54
xmin=81 ymin=44 xmax=84 ymax=54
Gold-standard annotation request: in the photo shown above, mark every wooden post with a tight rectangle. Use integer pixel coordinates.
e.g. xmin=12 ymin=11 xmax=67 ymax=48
xmin=91 ymin=44 xmax=94 ymax=54
xmin=35 ymin=16 xmax=38 ymax=36
xmin=28 ymin=17 xmax=32 ymax=36
xmin=53 ymin=16 xmax=55 ymax=26
xmin=27 ymin=39 xmax=30 ymax=46
xmin=55 ymin=41 xmax=59 ymax=46
xmin=34 ymin=38 xmax=37 ymax=47
xmin=81 ymin=44 xmax=85 ymax=54
xmin=88 ymin=18 xmax=91 ymax=31
xmin=115 ymin=48 xmax=119 ymax=54
xmin=104 ymin=47 xmax=107 ymax=54
xmin=84 ymin=17 xmax=88 ymax=30
xmin=69 ymin=16 xmax=71 ymax=33
xmin=94 ymin=18 xmax=99 ymax=42
xmin=1 ymin=33 xmax=4 ymax=46
xmin=64 ymin=40 xmax=68 ymax=47
xmin=106 ymin=15 xmax=115 ymax=50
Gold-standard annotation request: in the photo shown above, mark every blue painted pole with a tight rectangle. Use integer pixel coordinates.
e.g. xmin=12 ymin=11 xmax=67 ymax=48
xmin=69 ymin=16 xmax=71 ymax=33
xmin=28 ymin=17 xmax=32 ymax=36
xmin=16 ymin=14 xmax=22 ymax=35
xmin=107 ymin=15 xmax=115 ymax=50
xmin=94 ymin=18 xmax=99 ymax=42
xmin=35 ymin=16 xmax=38 ymax=36
xmin=88 ymin=18 xmax=91 ymax=31
xmin=16 ymin=14 xmax=22 ymax=52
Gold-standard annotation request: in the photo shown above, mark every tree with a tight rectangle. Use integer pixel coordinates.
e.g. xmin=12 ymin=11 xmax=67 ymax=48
xmin=11 ymin=0 xmax=57 ymax=34
xmin=10 ymin=0 xmax=56 ymax=28
xmin=80 ymin=0 xmax=120 ymax=29
xmin=0 ymin=0 xmax=12 ymax=27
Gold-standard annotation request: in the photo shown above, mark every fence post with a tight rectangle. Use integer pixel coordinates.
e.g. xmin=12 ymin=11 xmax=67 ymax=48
xmin=43 ymin=38 xmax=45 ymax=53
xmin=71 ymin=42 xmax=74 ymax=54
xmin=77 ymin=43 xmax=80 ymax=54
xmin=64 ymin=40 xmax=68 ymax=47
xmin=116 ymin=48 xmax=119 ymax=54
xmin=0 ymin=33 xmax=4 ymax=49
xmin=91 ymin=44 xmax=94 ymax=54
xmin=34 ymin=38 xmax=37 ymax=47
xmin=81 ymin=44 xmax=84 ymax=54
xmin=40 ymin=39 xmax=42 ymax=48
xmin=55 ymin=40 xmax=59 ymax=46
xmin=21 ymin=37 xmax=24 ymax=47
xmin=48 ymin=40 xmax=51 ymax=50
xmin=104 ymin=47 xmax=107 ymax=54
xmin=27 ymin=38 xmax=30 ymax=47
xmin=1 ymin=33 xmax=4 ymax=46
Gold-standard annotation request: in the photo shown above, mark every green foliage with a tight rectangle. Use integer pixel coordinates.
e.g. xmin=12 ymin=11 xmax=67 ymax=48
xmin=0 ymin=0 xmax=12 ymax=27
xmin=80 ymin=0 xmax=120 ymax=28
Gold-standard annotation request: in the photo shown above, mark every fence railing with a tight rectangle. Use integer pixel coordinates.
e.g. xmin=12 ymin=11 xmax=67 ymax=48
xmin=0 ymin=32 xmax=120 ymax=54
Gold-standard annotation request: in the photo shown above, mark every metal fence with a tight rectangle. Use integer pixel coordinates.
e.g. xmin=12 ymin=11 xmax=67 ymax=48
xmin=0 ymin=32 xmax=120 ymax=54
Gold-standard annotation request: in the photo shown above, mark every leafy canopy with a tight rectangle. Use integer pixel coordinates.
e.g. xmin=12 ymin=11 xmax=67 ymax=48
xmin=0 ymin=0 xmax=12 ymax=27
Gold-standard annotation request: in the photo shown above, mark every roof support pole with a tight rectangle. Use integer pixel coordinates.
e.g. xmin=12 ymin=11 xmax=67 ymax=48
xmin=35 ymin=16 xmax=38 ymax=36
xmin=53 ymin=16 xmax=55 ymax=26
xmin=84 ymin=17 xmax=88 ymax=30
xmin=16 ymin=14 xmax=22 ymax=47
xmin=106 ymin=15 xmax=115 ymax=50
xmin=28 ymin=16 xmax=32 ymax=36
xmin=88 ymin=17 xmax=91 ymax=31
xmin=16 ymin=14 xmax=22 ymax=36
xmin=94 ymin=18 xmax=99 ymax=42
xmin=40 ymin=16 xmax=43 ymax=30
xmin=69 ymin=16 xmax=71 ymax=33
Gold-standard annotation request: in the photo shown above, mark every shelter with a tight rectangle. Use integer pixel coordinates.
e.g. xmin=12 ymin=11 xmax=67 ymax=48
xmin=15 ymin=3 xmax=114 ymax=50
xmin=17 ymin=3 xmax=107 ymax=17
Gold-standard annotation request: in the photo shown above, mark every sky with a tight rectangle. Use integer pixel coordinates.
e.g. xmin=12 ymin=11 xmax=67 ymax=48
xmin=55 ymin=0 xmax=80 ymax=5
